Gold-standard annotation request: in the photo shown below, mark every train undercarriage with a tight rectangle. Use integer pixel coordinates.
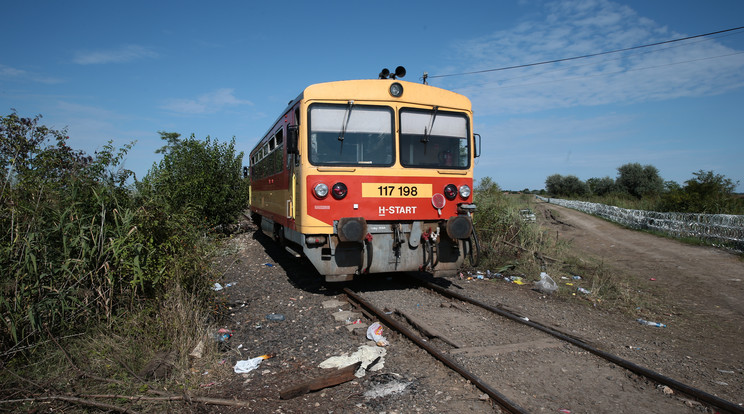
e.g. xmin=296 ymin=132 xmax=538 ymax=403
xmin=258 ymin=214 xmax=478 ymax=282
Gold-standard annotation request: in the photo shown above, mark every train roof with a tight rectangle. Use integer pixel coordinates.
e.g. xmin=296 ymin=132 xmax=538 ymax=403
xmin=299 ymin=79 xmax=471 ymax=109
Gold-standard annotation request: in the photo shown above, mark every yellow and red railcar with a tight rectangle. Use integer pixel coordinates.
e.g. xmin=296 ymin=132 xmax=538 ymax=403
xmin=249 ymin=68 xmax=480 ymax=281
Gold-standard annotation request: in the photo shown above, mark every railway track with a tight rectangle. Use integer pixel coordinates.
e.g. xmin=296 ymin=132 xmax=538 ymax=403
xmin=343 ymin=274 xmax=744 ymax=414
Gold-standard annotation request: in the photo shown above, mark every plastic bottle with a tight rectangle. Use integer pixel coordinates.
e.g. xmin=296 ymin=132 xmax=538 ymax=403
xmin=266 ymin=313 xmax=285 ymax=321
xmin=637 ymin=318 xmax=666 ymax=328
xmin=213 ymin=328 xmax=232 ymax=341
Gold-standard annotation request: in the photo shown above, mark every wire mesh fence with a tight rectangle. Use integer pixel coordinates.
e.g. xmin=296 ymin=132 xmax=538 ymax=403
xmin=536 ymin=196 xmax=744 ymax=251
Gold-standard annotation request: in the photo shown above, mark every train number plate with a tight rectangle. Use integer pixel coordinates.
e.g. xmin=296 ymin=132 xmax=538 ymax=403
xmin=362 ymin=183 xmax=432 ymax=198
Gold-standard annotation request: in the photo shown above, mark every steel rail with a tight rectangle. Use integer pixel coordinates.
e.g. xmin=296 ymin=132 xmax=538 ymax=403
xmin=414 ymin=277 xmax=744 ymax=414
xmin=342 ymin=287 xmax=529 ymax=414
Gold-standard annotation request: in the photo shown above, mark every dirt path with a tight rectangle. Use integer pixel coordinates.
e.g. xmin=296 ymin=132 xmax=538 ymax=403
xmin=534 ymin=199 xmax=744 ymax=321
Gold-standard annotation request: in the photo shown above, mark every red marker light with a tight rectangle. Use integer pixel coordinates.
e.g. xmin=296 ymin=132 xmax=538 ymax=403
xmin=444 ymin=184 xmax=458 ymax=200
xmin=332 ymin=182 xmax=348 ymax=199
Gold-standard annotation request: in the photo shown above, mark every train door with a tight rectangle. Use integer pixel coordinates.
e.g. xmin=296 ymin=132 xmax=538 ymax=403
xmin=285 ymin=107 xmax=301 ymax=227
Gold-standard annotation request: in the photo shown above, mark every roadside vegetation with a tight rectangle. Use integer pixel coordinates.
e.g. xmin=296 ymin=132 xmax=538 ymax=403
xmin=542 ymin=162 xmax=743 ymax=215
xmin=472 ymin=177 xmax=669 ymax=315
xmin=0 ymin=112 xmax=248 ymax=411
xmin=471 ymin=163 xmax=741 ymax=314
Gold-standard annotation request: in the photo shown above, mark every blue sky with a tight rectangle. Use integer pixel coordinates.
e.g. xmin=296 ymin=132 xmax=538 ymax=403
xmin=2 ymin=0 xmax=743 ymax=191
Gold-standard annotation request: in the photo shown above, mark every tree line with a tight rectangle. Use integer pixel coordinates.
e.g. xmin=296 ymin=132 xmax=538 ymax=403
xmin=544 ymin=163 xmax=742 ymax=215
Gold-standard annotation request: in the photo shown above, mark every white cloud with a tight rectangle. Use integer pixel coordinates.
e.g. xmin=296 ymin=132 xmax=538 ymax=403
xmin=0 ymin=64 xmax=63 ymax=84
xmin=438 ymin=0 xmax=744 ymax=115
xmin=161 ymin=88 xmax=253 ymax=115
xmin=0 ymin=64 xmax=25 ymax=77
xmin=56 ymin=101 xmax=123 ymax=120
xmin=73 ymin=45 xmax=158 ymax=65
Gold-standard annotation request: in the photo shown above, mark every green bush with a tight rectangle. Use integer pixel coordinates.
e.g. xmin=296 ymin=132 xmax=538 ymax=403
xmin=545 ymin=174 xmax=589 ymax=197
xmin=659 ymin=170 xmax=743 ymax=214
xmin=140 ymin=132 xmax=249 ymax=228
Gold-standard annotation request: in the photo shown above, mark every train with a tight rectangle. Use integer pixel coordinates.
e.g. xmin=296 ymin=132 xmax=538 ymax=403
xmin=248 ymin=67 xmax=480 ymax=281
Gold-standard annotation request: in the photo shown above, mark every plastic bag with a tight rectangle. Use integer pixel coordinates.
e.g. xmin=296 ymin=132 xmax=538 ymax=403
xmin=233 ymin=357 xmax=263 ymax=373
xmin=534 ymin=272 xmax=558 ymax=294
xmin=366 ymin=322 xmax=389 ymax=346
xmin=233 ymin=354 xmax=273 ymax=373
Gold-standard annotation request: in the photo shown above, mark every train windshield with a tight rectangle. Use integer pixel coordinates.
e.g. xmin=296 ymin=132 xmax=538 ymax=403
xmin=308 ymin=103 xmax=394 ymax=166
xmin=399 ymin=108 xmax=470 ymax=169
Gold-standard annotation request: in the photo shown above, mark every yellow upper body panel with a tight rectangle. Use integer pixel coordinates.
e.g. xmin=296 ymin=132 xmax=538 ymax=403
xmin=301 ymin=79 xmax=472 ymax=112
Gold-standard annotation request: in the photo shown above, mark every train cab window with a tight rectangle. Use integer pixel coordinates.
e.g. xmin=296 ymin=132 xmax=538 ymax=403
xmin=399 ymin=108 xmax=470 ymax=169
xmin=308 ymin=103 xmax=394 ymax=166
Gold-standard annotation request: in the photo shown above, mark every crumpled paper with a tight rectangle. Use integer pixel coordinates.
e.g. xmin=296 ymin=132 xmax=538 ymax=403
xmin=319 ymin=345 xmax=386 ymax=377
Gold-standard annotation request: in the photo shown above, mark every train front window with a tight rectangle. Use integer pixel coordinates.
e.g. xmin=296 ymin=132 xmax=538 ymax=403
xmin=400 ymin=108 xmax=469 ymax=169
xmin=308 ymin=103 xmax=394 ymax=166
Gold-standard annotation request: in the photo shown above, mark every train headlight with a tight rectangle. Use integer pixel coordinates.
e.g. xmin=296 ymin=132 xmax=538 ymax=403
xmin=389 ymin=82 xmax=403 ymax=98
xmin=459 ymin=185 xmax=471 ymax=199
xmin=444 ymin=184 xmax=458 ymax=200
xmin=314 ymin=183 xmax=329 ymax=199
xmin=332 ymin=182 xmax=348 ymax=200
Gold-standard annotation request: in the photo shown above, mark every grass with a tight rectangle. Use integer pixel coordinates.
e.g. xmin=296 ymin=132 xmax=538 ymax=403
xmin=0 ymin=279 xmax=222 ymax=412
xmin=471 ymin=191 xmax=662 ymax=315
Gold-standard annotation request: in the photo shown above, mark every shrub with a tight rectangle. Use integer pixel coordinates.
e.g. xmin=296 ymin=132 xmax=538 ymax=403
xmin=658 ymin=170 xmax=743 ymax=214
xmin=473 ymin=178 xmax=557 ymax=275
xmin=140 ymin=132 xmax=249 ymax=228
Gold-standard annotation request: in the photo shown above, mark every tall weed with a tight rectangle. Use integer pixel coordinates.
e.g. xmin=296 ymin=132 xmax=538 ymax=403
xmin=473 ymin=185 xmax=561 ymax=276
xmin=0 ymin=113 xmax=214 ymax=354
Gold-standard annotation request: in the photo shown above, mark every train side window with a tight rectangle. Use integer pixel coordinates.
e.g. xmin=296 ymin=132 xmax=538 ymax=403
xmin=274 ymin=129 xmax=284 ymax=175
xmin=275 ymin=129 xmax=284 ymax=146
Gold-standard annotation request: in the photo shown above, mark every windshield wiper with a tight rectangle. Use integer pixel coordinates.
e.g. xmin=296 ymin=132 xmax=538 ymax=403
xmin=422 ymin=105 xmax=439 ymax=143
xmin=338 ymin=100 xmax=354 ymax=142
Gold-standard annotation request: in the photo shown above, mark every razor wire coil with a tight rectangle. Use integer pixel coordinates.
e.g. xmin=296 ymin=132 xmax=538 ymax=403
xmin=536 ymin=196 xmax=744 ymax=251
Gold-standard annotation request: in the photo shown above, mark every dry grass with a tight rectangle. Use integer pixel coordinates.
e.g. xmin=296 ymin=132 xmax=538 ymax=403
xmin=0 ymin=282 xmax=221 ymax=412
xmin=473 ymin=192 xmax=661 ymax=315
